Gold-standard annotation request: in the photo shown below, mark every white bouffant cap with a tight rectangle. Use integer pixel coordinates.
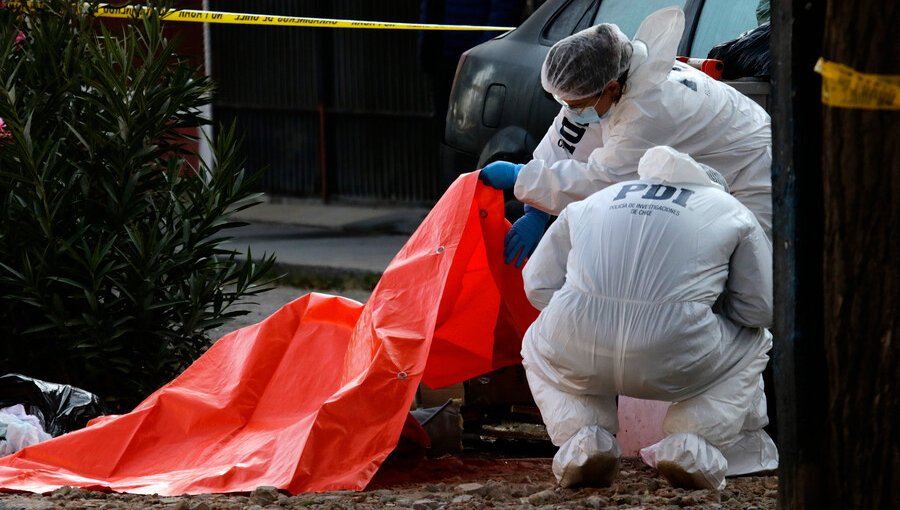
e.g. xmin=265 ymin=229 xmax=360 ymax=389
xmin=540 ymin=23 xmax=633 ymax=102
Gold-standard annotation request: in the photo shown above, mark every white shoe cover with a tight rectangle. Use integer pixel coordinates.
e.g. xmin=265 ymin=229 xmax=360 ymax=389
xmin=640 ymin=432 xmax=727 ymax=490
xmin=721 ymin=429 xmax=778 ymax=476
xmin=552 ymin=425 xmax=621 ymax=488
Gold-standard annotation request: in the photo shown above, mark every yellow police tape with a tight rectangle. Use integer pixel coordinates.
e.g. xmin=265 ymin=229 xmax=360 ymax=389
xmin=93 ymin=4 xmax=515 ymax=31
xmin=815 ymin=58 xmax=900 ymax=110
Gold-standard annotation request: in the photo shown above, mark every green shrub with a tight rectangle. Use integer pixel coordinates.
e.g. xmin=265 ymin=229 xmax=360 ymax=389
xmin=0 ymin=1 xmax=277 ymax=410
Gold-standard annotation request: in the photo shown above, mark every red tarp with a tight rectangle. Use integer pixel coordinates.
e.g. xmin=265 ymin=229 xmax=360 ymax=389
xmin=0 ymin=172 xmax=538 ymax=495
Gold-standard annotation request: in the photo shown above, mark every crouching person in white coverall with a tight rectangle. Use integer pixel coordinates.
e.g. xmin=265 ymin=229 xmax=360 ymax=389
xmin=520 ymin=146 xmax=778 ymax=490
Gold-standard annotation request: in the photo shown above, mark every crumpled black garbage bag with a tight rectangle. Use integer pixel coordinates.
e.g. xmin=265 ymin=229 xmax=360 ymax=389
xmin=707 ymin=22 xmax=770 ymax=80
xmin=0 ymin=374 xmax=107 ymax=437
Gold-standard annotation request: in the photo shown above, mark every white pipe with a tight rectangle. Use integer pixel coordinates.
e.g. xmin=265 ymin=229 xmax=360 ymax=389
xmin=198 ymin=0 xmax=214 ymax=169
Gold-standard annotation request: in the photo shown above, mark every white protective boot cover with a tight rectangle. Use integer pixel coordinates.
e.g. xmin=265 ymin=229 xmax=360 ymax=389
xmin=721 ymin=429 xmax=778 ymax=475
xmin=552 ymin=425 xmax=621 ymax=488
xmin=720 ymin=377 xmax=779 ymax=475
xmin=640 ymin=432 xmax=728 ymax=490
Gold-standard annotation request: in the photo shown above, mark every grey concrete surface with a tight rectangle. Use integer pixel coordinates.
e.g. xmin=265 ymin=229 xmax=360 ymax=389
xmin=222 ymin=199 xmax=429 ymax=281
xmin=232 ymin=197 xmax=430 ymax=235
xmin=222 ymin=223 xmax=410 ymax=275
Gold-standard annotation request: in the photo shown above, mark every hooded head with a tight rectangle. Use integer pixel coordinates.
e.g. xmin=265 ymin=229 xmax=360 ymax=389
xmin=637 ymin=146 xmax=730 ymax=192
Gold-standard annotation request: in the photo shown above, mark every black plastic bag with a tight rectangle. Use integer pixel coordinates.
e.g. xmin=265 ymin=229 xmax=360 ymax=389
xmin=0 ymin=374 xmax=107 ymax=437
xmin=707 ymin=22 xmax=770 ymax=80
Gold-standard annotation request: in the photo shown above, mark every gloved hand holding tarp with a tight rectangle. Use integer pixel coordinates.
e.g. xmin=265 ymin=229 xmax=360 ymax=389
xmin=0 ymin=172 xmax=538 ymax=495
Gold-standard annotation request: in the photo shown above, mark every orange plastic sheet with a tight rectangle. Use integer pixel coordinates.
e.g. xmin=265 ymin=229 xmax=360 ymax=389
xmin=0 ymin=172 xmax=538 ymax=495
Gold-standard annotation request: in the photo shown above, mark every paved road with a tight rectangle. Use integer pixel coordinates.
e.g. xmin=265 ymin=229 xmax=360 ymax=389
xmin=221 ymin=223 xmax=411 ymax=276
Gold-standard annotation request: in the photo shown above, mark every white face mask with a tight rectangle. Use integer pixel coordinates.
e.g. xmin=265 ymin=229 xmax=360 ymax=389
xmin=554 ymin=94 xmax=609 ymax=125
xmin=570 ymin=104 xmax=611 ymax=125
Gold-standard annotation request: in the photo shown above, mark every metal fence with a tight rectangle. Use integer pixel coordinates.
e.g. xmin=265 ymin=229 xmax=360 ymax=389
xmin=210 ymin=0 xmax=441 ymax=205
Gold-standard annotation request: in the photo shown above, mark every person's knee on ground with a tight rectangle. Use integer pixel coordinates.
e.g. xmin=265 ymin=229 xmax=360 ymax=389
xmin=552 ymin=425 xmax=621 ymax=488
xmin=642 ymin=432 xmax=727 ymax=490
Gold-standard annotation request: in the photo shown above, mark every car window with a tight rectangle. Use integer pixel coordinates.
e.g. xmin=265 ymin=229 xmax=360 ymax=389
xmin=690 ymin=0 xmax=759 ymax=57
xmin=592 ymin=0 xmax=686 ymax=38
xmin=542 ymin=0 xmax=600 ymax=45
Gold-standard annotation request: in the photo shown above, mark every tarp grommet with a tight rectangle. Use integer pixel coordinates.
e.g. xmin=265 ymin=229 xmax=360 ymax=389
xmin=479 ymin=209 xmax=488 ymax=218
xmin=435 ymin=246 xmax=445 ymax=254
xmin=397 ymin=371 xmax=409 ymax=380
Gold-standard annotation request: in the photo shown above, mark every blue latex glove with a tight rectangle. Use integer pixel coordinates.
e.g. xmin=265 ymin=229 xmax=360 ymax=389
xmin=479 ymin=161 xmax=524 ymax=190
xmin=504 ymin=205 xmax=550 ymax=268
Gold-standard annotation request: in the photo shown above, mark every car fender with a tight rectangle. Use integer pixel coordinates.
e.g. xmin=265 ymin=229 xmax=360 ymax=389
xmin=476 ymin=126 xmax=539 ymax=168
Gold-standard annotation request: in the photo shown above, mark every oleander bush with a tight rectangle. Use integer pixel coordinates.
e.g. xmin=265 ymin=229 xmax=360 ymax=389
xmin=0 ymin=1 xmax=276 ymax=410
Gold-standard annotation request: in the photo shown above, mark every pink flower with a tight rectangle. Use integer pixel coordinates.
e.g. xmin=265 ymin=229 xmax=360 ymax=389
xmin=0 ymin=117 xmax=11 ymax=144
xmin=15 ymin=31 xmax=26 ymax=46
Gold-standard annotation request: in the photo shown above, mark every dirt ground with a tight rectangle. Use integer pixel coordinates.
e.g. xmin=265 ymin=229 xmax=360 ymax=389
xmin=0 ymin=287 xmax=778 ymax=508
xmin=0 ymin=455 xmax=777 ymax=509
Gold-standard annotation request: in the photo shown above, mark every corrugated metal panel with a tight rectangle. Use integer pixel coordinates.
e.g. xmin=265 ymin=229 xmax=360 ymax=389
xmin=210 ymin=0 xmax=443 ymax=204
xmin=210 ymin=0 xmax=321 ymax=109
xmin=214 ymin=106 xmax=321 ymax=196
xmin=331 ymin=0 xmax=433 ymax=114
xmin=331 ymin=114 xmax=439 ymax=204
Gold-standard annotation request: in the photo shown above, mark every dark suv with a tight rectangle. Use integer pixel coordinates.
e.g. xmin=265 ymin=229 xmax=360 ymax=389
xmin=440 ymin=0 xmax=769 ymax=184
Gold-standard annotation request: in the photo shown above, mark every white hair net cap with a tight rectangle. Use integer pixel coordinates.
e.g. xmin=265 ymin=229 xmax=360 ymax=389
xmin=638 ymin=146 xmax=730 ymax=192
xmin=541 ymin=23 xmax=633 ymax=102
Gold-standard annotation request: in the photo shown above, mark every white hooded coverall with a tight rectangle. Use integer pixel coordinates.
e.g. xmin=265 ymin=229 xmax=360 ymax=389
xmin=520 ymin=146 xmax=777 ymax=489
xmin=523 ymin=7 xmax=773 ymax=238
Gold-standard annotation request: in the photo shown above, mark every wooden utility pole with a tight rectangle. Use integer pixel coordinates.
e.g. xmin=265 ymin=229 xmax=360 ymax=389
xmin=820 ymin=1 xmax=900 ymax=508
xmin=774 ymin=0 xmax=899 ymax=507
xmin=770 ymin=0 xmax=828 ymax=508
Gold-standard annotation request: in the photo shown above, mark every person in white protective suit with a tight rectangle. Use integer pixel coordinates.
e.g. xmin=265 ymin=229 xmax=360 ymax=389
xmin=520 ymin=146 xmax=778 ymax=490
xmin=479 ymin=6 xmax=772 ymax=267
